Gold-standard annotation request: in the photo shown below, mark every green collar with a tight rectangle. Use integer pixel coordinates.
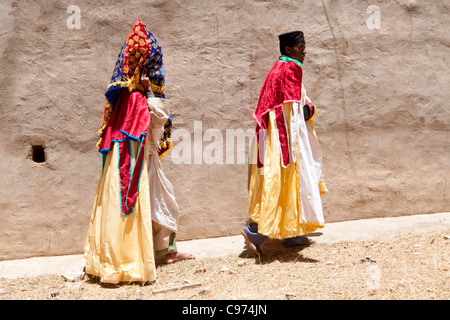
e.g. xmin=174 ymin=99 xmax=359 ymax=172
xmin=279 ymin=55 xmax=302 ymax=67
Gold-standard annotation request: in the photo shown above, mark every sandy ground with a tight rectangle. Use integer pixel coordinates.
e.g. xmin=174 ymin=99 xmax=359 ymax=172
xmin=1 ymin=229 xmax=448 ymax=300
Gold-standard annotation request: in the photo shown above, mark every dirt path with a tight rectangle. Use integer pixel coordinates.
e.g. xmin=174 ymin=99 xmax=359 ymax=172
xmin=1 ymin=229 xmax=448 ymax=300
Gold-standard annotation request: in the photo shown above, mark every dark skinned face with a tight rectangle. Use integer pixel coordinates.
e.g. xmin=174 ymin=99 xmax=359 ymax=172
xmin=285 ymin=43 xmax=306 ymax=64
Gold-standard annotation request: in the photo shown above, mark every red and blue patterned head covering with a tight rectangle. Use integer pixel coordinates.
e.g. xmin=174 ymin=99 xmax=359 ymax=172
xmin=97 ymin=18 xmax=165 ymax=150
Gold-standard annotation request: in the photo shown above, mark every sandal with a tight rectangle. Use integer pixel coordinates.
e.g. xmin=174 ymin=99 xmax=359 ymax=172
xmin=241 ymin=229 xmax=262 ymax=255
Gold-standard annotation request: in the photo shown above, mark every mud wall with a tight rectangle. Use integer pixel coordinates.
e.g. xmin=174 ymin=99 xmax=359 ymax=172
xmin=0 ymin=0 xmax=449 ymax=260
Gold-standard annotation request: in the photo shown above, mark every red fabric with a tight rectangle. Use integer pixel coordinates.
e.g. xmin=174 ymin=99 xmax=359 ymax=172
xmin=98 ymin=89 xmax=150 ymax=216
xmin=253 ymin=60 xmax=303 ymax=135
xmin=99 ymin=90 xmax=150 ymax=151
xmin=118 ymin=139 xmax=146 ymax=216
xmin=254 ymin=60 xmax=302 ymax=169
xmin=122 ymin=19 xmax=152 ymax=82
xmin=118 ymin=141 xmax=133 ymax=216
xmin=275 ymin=107 xmax=290 ymax=168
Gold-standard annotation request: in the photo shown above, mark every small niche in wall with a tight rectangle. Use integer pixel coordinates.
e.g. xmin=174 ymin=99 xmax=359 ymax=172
xmin=31 ymin=145 xmax=46 ymax=163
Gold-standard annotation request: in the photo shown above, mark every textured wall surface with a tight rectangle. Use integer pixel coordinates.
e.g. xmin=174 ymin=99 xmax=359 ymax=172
xmin=1 ymin=0 xmax=449 ymax=260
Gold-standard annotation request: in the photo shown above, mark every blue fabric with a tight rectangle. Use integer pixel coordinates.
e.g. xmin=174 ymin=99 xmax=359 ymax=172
xmin=243 ymin=222 xmax=308 ymax=246
xmin=243 ymin=223 xmax=268 ymax=246
xmin=105 ymin=44 xmax=126 ymax=111
xmin=141 ymin=27 xmax=165 ymax=98
xmin=105 ymin=25 xmax=165 ymax=114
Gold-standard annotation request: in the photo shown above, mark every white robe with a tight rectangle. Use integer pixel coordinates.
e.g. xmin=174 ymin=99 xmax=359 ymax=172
xmin=290 ymin=86 xmax=326 ymax=226
xmin=147 ymin=98 xmax=179 ymax=232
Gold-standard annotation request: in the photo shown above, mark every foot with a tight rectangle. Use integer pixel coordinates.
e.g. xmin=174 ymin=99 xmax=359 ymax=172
xmin=164 ymin=252 xmax=195 ymax=264
xmin=282 ymin=236 xmax=316 ymax=248
xmin=241 ymin=229 xmax=262 ymax=255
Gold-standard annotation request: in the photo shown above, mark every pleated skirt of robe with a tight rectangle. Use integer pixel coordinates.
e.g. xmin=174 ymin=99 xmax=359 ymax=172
xmin=248 ymin=102 xmax=328 ymax=239
xmin=84 ymin=139 xmax=156 ymax=284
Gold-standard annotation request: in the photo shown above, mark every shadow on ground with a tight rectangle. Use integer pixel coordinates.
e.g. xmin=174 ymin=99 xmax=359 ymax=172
xmin=238 ymin=238 xmax=320 ymax=265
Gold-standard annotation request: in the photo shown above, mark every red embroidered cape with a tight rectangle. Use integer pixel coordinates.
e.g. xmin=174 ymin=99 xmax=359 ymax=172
xmin=253 ymin=60 xmax=303 ymax=168
xmin=98 ymin=90 xmax=150 ymax=216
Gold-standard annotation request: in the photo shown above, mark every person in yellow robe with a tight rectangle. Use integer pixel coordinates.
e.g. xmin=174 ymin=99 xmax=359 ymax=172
xmin=242 ymin=31 xmax=328 ymax=255
xmin=84 ymin=19 xmax=193 ymax=284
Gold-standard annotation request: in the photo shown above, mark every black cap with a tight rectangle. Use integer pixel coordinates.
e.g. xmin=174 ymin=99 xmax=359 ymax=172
xmin=279 ymin=31 xmax=305 ymax=55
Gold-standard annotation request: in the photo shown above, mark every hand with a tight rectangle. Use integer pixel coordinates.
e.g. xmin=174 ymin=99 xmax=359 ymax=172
xmin=140 ymin=74 xmax=152 ymax=94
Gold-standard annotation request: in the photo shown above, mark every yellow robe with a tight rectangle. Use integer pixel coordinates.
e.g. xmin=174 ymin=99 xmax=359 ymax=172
xmin=84 ymin=138 xmax=156 ymax=284
xmin=248 ymin=102 xmax=328 ymax=239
